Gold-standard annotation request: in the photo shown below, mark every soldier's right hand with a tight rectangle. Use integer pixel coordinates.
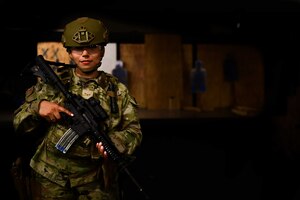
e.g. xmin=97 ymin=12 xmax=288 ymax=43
xmin=38 ymin=100 xmax=74 ymax=122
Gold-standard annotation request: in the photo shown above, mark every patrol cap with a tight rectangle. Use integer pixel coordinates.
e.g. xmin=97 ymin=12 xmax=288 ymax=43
xmin=62 ymin=17 xmax=109 ymax=48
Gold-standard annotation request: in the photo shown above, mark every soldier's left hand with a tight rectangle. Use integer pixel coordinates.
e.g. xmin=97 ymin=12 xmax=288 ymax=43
xmin=96 ymin=142 xmax=108 ymax=159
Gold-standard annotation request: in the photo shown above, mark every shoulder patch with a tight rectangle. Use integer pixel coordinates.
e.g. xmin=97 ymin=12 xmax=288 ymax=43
xmin=25 ymin=86 xmax=37 ymax=102
xmin=25 ymin=87 xmax=34 ymax=97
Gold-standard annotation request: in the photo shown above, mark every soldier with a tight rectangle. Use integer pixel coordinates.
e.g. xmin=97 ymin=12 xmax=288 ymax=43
xmin=13 ymin=17 xmax=143 ymax=200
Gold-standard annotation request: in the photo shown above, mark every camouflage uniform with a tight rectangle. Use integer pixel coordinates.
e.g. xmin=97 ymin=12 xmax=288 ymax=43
xmin=13 ymin=66 xmax=143 ymax=200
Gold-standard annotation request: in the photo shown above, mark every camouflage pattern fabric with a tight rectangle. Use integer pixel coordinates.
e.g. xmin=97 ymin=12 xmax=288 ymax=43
xmin=13 ymin=67 xmax=142 ymax=199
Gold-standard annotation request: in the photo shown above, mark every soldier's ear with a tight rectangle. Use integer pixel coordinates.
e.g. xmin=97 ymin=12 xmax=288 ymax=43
xmin=69 ymin=53 xmax=74 ymax=60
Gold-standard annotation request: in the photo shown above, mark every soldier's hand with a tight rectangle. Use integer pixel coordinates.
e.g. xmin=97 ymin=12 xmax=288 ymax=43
xmin=96 ymin=142 xmax=108 ymax=159
xmin=39 ymin=100 xmax=74 ymax=122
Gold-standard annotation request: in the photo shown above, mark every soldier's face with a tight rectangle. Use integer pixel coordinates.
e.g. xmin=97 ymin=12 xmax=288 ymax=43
xmin=69 ymin=45 xmax=105 ymax=77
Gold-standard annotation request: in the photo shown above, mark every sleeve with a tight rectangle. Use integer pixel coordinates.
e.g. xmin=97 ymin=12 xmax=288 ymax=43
xmin=108 ymin=83 xmax=143 ymax=155
xmin=13 ymin=79 xmax=58 ymax=134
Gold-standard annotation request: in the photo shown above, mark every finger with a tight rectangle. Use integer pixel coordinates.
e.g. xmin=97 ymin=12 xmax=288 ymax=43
xmin=100 ymin=145 xmax=105 ymax=154
xmin=96 ymin=142 xmax=104 ymax=153
xmin=59 ymin=107 xmax=74 ymax=117
xmin=96 ymin=142 xmax=100 ymax=149
xmin=103 ymin=151 xmax=108 ymax=159
xmin=53 ymin=112 xmax=61 ymax=120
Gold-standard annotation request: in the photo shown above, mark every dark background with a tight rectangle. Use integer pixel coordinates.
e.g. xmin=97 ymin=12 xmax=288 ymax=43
xmin=2 ymin=0 xmax=300 ymax=111
xmin=2 ymin=0 xmax=300 ymax=43
xmin=2 ymin=0 xmax=300 ymax=199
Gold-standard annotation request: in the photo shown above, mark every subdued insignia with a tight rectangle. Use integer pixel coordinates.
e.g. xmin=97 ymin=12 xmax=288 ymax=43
xmin=72 ymin=26 xmax=95 ymax=44
xmin=82 ymin=88 xmax=93 ymax=99
xmin=25 ymin=87 xmax=34 ymax=97
xmin=25 ymin=86 xmax=37 ymax=102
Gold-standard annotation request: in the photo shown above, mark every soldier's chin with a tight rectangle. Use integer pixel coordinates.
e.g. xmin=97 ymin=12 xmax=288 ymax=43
xmin=82 ymin=67 xmax=98 ymax=74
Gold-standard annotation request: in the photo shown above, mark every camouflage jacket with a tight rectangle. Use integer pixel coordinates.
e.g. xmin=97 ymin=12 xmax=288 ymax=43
xmin=13 ymin=67 xmax=142 ymax=188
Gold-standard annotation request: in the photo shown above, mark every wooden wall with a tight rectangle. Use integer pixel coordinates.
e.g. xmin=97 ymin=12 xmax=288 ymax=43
xmin=197 ymin=44 xmax=265 ymax=112
xmin=182 ymin=44 xmax=194 ymax=108
xmin=37 ymin=42 xmax=70 ymax=63
xmin=119 ymin=44 xmax=146 ymax=108
xmin=144 ymin=34 xmax=183 ymax=110
xmin=36 ymin=37 xmax=265 ymax=114
xmin=119 ymin=35 xmax=265 ymax=113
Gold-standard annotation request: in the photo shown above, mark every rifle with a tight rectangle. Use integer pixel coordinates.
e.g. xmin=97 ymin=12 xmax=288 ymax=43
xmin=31 ymin=55 xmax=150 ymax=199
